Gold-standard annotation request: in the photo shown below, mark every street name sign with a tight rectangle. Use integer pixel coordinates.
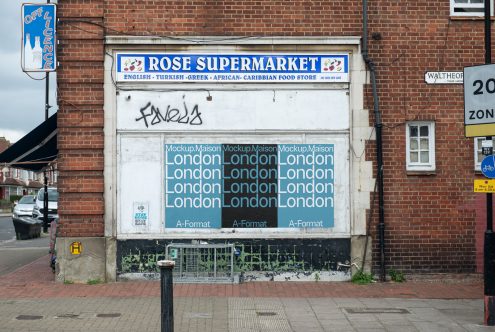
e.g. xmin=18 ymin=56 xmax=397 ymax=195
xmin=464 ymin=64 xmax=495 ymax=137
xmin=424 ymin=71 xmax=463 ymax=84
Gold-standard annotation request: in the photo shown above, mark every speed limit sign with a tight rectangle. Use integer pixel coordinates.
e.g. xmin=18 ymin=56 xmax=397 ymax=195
xmin=464 ymin=64 xmax=495 ymax=137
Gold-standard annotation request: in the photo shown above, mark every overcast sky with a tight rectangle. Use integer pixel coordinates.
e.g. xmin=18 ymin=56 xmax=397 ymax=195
xmin=0 ymin=0 xmax=57 ymax=143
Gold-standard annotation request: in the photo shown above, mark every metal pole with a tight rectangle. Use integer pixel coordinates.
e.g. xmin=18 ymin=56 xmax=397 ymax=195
xmin=43 ymin=0 xmax=51 ymax=233
xmin=43 ymin=72 xmax=50 ymax=233
xmin=484 ymin=0 xmax=495 ymax=326
xmin=43 ymin=171 xmax=48 ymax=232
xmin=158 ymin=260 xmax=175 ymax=332
xmin=43 ymin=71 xmax=49 ymax=233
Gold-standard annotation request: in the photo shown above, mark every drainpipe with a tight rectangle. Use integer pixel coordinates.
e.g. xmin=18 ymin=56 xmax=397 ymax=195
xmin=362 ymin=0 xmax=386 ymax=282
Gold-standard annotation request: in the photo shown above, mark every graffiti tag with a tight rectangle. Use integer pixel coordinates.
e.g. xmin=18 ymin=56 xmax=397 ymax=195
xmin=135 ymin=99 xmax=203 ymax=128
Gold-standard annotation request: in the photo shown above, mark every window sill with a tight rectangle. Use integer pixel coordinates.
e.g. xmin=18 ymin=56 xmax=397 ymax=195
xmin=406 ymin=170 xmax=436 ymax=176
xmin=450 ymin=16 xmax=495 ymax=21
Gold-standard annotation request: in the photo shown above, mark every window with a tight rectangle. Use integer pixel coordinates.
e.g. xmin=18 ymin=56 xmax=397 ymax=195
xmin=451 ymin=0 xmax=494 ymax=16
xmin=406 ymin=122 xmax=436 ymax=172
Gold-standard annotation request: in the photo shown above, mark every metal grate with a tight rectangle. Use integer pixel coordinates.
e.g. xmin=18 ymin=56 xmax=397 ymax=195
xmin=166 ymin=243 xmax=236 ymax=283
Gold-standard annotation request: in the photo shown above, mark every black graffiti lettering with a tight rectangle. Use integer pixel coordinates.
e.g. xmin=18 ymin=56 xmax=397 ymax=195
xmin=135 ymin=102 xmax=153 ymax=128
xmin=135 ymin=100 xmax=203 ymax=127
xmin=178 ymin=101 xmax=190 ymax=123
xmin=190 ymin=104 xmax=203 ymax=125
xmin=151 ymin=106 xmax=165 ymax=125
xmin=166 ymin=106 xmax=181 ymax=122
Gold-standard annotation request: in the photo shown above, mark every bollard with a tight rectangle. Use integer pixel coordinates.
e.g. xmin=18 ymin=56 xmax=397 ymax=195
xmin=158 ymin=260 xmax=175 ymax=332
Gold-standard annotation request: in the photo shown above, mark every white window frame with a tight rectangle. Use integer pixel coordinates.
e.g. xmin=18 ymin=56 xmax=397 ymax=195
xmin=451 ymin=0 xmax=494 ymax=16
xmin=475 ymin=137 xmax=484 ymax=171
xmin=406 ymin=121 xmax=436 ymax=172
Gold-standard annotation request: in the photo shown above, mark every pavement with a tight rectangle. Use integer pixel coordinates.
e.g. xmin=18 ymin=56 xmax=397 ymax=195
xmin=0 ymin=254 xmax=492 ymax=332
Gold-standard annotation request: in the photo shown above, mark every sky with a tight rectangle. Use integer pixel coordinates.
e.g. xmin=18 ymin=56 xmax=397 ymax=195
xmin=0 ymin=0 xmax=57 ymax=143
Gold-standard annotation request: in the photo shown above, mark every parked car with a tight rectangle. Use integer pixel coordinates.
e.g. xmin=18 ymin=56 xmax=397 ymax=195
xmin=12 ymin=195 xmax=36 ymax=219
xmin=32 ymin=187 xmax=58 ymax=227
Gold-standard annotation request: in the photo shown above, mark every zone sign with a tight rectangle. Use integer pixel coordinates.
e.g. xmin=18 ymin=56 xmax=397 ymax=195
xmin=464 ymin=64 xmax=495 ymax=137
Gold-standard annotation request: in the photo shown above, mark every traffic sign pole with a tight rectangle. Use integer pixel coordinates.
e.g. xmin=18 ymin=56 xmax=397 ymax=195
xmin=484 ymin=0 xmax=495 ymax=326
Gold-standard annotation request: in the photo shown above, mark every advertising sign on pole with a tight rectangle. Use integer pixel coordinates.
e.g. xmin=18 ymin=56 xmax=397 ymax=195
xmin=21 ymin=3 xmax=56 ymax=72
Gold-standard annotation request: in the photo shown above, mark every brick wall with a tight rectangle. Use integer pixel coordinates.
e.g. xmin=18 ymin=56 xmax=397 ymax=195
xmin=58 ymin=0 xmax=485 ymax=273
xmin=57 ymin=0 xmax=105 ymax=237
xmin=364 ymin=2 xmax=484 ymax=273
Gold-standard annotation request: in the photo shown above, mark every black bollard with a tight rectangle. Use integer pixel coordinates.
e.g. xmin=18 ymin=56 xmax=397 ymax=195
xmin=158 ymin=260 xmax=175 ymax=332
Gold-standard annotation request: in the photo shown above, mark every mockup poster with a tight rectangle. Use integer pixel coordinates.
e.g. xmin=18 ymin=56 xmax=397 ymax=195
xmin=165 ymin=144 xmax=334 ymax=229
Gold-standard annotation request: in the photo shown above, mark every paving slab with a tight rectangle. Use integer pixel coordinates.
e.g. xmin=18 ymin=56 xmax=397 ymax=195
xmin=0 ymin=255 xmax=491 ymax=331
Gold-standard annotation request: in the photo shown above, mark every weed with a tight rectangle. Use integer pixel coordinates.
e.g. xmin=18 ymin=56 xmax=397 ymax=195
xmin=314 ymin=272 xmax=320 ymax=282
xmin=87 ymin=278 xmax=102 ymax=285
xmin=389 ymin=269 xmax=406 ymax=282
xmin=351 ymin=270 xmax=374 ymax=285
xmin=63 ymin=280 xmax=74 ymax=285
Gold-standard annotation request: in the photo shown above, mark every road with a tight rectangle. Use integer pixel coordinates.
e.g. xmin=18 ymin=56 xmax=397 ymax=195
xmin=0 ymin=215 xmax=50 ymax=276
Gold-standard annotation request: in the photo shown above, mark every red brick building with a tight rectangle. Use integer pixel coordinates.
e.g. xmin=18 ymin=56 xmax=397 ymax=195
xmin=54 ymin=0 xmax=490 ymax=282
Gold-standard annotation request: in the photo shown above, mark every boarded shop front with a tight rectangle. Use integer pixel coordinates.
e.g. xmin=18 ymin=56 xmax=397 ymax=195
xmin=106 ymin=40 xmax=370 ymax=281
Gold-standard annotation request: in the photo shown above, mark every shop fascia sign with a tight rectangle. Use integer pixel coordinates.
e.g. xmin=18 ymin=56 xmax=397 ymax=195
xmin=115 ymin=52 xmax=349 ymax=83
xmin=21 ymin=3 xmax=57 ymax=72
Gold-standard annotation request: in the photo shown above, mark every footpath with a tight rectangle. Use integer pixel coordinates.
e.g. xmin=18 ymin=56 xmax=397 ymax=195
xmin=0 ymin=254 xmax=491 ymax=332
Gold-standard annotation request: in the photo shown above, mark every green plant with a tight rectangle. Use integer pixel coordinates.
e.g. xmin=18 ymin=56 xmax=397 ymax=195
xmin=64 ymin=280 xmax=74 ymax=285
xmin=87 ymin=278 xmax=102 ymax=285
xmin=314 ymin=272 xmax=320 ymax=282
xmin=9 ymin=195 xmax=22 ymax=204
xmin=351 ymin=270 xmax=374 ymax=285
xmin=389 ymin=269 xmax=406 ymax=282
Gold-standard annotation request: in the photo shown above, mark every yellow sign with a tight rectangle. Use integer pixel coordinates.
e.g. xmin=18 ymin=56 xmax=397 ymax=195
xmin=465 ymin=123 xmax=495 ymax=137
xmin=70 ymin=241 xmax=83 ymax=255
xmin=474 ymin=179 xmax=495 ymax=192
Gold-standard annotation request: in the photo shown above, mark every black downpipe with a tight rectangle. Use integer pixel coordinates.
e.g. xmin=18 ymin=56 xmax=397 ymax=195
xmin=362 ymin=0 xmax=386 ymax=282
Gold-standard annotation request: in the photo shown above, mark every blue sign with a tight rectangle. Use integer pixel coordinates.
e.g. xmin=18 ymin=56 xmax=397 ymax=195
xmin=116 ymin=53 xmax=349 ymax=83
xmin=22 ymin=4 xmax=57 ymax=72
xmin=165 ymin=144 xmax=223 ymax=228
xmin=481 ymin=155 xmax=495 ymax=178
xmin=164 ymin=144 xmax=334 ymax=229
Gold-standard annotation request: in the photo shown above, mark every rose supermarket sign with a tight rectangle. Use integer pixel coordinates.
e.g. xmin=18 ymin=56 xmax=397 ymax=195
xmin=115 ymin=53 xmax=349 ymax=83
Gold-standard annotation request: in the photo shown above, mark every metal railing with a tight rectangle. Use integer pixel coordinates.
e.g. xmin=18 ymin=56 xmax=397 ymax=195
xmin=166 ymin=243 xmax=236 ymax=283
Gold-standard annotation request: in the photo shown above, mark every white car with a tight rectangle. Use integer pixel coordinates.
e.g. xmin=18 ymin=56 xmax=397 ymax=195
xmin=32 ymin=187 xmax=58 ymax=227
xmin=12 ymin=195 xmax=36 ymax=219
